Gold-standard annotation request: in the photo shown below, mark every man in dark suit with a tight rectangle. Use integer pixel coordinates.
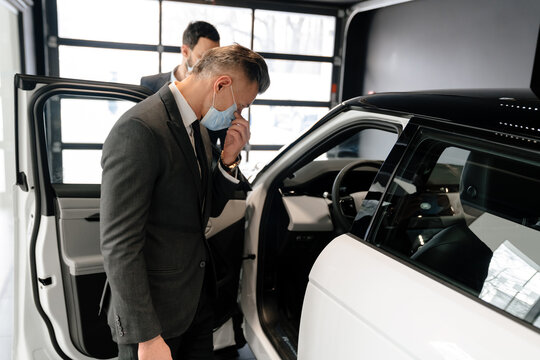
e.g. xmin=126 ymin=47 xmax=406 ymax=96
xmin=141 ymin=21 xmax=226 ymax=148
xmin=100 ymin=44 xmax=270 ymax=360
xmin=141 ymin=21 xmax=220 ymax=93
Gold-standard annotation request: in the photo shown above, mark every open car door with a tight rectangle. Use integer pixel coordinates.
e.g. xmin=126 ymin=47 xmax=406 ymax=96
xmin=239 ymin=104 xmax=408 ymax=360
xmin=13 ymin=74 xmax=247 ymax=359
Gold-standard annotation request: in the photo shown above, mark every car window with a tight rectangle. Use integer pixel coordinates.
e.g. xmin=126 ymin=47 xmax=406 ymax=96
xmin=368 ymin=133 xmax=540 ymax=329
xmin=43 ymin=95 xmax=137 ymax=184
xmin=317 ymin=128 xmax=398 ymax=160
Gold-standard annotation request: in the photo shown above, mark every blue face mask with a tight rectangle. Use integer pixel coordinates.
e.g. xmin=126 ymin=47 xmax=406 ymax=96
xmin=201 ymin=86 xmax=237 ymax=131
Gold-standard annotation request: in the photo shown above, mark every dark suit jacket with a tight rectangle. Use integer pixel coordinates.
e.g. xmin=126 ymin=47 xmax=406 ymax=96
xmin=100 ymin=84 xmax=238 ymax=344
xmin=140 ymin=71 xmax=172 ymax=94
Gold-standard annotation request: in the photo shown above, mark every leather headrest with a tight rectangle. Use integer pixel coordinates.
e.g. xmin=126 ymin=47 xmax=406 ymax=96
xmin=460 ymin=151 xmax=540 ymax=225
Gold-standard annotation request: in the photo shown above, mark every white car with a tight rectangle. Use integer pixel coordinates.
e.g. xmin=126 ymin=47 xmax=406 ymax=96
xmin=13 ymin=74 xmax=540 ymax=359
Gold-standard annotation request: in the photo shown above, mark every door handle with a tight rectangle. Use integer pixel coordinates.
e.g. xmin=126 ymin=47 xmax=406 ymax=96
xmin=85 ymin=213 xmax=100 ymax=222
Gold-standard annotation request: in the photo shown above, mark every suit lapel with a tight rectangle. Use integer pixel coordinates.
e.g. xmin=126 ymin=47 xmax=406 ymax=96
xmin=158 ymin=86 xmax=204 ymax=204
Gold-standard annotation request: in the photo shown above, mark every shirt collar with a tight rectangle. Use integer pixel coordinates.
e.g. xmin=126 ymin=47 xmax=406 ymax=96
xmin=168 ymin=82 xmax=197 ymax=131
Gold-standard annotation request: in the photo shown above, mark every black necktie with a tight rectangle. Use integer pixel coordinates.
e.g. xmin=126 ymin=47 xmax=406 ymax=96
xmin=191 ymin=121 xmax=208 ymax=192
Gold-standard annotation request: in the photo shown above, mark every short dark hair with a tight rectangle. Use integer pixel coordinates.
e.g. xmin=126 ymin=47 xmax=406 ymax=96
xmin=182 ymin=21 xmax=220 ymax=49
xmin=193 ymin=44 xmax=270 ymax=94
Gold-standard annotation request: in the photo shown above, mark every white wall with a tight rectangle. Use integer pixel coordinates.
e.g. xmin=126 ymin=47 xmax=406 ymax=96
xmin=0 ymin=2 xmax=20 ymax=359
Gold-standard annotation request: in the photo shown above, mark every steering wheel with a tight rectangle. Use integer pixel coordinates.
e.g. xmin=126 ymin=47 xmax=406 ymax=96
xmin=331 ymin=160 xmax=382 ymax=232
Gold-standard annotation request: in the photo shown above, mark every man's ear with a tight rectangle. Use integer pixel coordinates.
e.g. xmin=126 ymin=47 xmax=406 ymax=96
xmin=181 ymin=45 xmax=190 ymax=59
xmin=215 ymin=75 xmax=232 ymax=92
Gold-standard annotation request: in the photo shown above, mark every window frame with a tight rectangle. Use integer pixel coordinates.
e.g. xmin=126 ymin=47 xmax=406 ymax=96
xmin=19 ymin=76 xmax=151 ymax=211
xmin=43 ymin=0 xmax=344 ymax=157
xmin=363 ymin=123 xmax=540 ymax=333
xmin=43 ymin=93 xmax=143 ymax=184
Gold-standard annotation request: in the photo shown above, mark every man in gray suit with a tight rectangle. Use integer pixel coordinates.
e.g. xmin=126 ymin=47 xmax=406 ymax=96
xmin=140 ymin=21 xmax=220 ymax=93
xmin=100 ymin=44 xmax=270 ymax=360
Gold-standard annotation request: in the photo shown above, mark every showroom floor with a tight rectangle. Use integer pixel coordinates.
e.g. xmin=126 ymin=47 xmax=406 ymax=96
xmin=237 ymin=345 xmax=256 ymax=359
xmin=215 ymin=344 xmax=256 ymax=360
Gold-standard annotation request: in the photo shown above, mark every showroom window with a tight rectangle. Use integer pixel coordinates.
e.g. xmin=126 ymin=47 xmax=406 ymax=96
xmin=367 ymin=130 xmax=540 ymax=328
xmin=44 ymin=0 xmax=340 ymax=179
xmin=43 ymin=95 xmax=138 ymax=184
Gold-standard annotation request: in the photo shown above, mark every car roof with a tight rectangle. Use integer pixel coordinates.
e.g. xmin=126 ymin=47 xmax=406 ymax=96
xmin=347 ymin=89 xmax=540 ymax=141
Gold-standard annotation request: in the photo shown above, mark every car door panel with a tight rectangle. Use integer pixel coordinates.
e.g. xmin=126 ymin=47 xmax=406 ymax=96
xmin=53 ymin=196 xmax=115 ymax=358
xmin=300 ymin=284 xmax=414 ymax=360
xmin=205 ymin=198 xmax=246 ymax=239
xmin=281 ymin=195 xmax=333 ymax=232
xmin=15 ymin=74 xmax=248 ymax=359
xmin=242 ymin=109 xmax=408 ymax=360
xmin=300 ymin=235 xmax=540 ymax=359
xmin=56 ymin=197 xmax=102 ymax=276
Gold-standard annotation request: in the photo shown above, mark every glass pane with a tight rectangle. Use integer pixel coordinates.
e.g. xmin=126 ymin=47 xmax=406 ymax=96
xmin=239 ymin=149 xmax=279 ymax=182
xmin=254 ymin=10 xmax=335 ymax=56
xmin=59 ymin=46 xmax=158 ymax=84
xmin=318 ymin=129 xmax=398 ymax=160
xmin=57 ymin=0 xmax=159 ymax=44
xmin=480 ymin=241 xmax=540 ymax=320
xmin=162 ymin=1 xmax=252 ymax=48
xmin=258 ymin=59 xmax=332 ymax=101
xmin=62 ymin=150 xmax=102 ymax=184
xmin=161 ymin=52 xmax=183 ymax=75
xmin=44 ymin=95 xmax=139 ymax=184
xmin=371 ymin=138 xmax=540 ymax=328
xmin=250 ymin=105 xmax=328 ymax=145
xmin=61 ymin=98 xmax=136 ymax=143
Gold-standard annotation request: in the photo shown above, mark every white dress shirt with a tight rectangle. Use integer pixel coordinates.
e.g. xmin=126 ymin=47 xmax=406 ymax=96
xmin=168 ymin=83 xmax=239 ymax=184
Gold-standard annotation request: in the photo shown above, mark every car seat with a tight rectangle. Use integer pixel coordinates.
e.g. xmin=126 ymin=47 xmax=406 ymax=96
xmin=411 ymin=151 xmax=507 ymax=295
xmin=412 ymin=150 xmax=540 ymax=295
xmin=410 ymin=221 xmax=492 ymax=294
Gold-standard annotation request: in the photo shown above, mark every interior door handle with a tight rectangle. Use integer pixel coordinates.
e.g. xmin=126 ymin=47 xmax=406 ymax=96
xmin=85 ymin=213 xmax=100 ymax=222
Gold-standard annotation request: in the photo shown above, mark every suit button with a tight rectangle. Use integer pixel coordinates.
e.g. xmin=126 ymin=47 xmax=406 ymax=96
xmin=199 ymin=261 xmax=206 ymax=268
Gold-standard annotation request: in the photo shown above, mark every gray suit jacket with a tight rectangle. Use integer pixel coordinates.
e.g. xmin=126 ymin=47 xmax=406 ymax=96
xmin=140 ymin=70 xmax=230 ymax=148
xmin=100 ymin=84 xmax=238 ymax=344
xmin=140 ymin=69 xmax=175 ymax=93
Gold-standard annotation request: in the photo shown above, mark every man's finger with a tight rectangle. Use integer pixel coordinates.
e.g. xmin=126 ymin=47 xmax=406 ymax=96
xmin=229 ymin=123 xmax=249 ymax=144
xmin=229 ymin=120 xmax=249 ymax=136
xmin=226 ymin=128 xmax=244 ymax=146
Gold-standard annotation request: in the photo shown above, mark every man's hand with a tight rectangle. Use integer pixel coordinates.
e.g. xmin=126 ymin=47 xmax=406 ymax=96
xmin=138 ymin=335 xmax=172 ymax=360
xmin=222 ymin=111 xmax=250 ymax=165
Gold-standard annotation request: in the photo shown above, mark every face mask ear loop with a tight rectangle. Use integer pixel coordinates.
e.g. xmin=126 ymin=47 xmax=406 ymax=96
xmin=212 ymin=88 xmax=217 ymax=107
xmin=230 ymin=86 xmax=237 ymax=108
